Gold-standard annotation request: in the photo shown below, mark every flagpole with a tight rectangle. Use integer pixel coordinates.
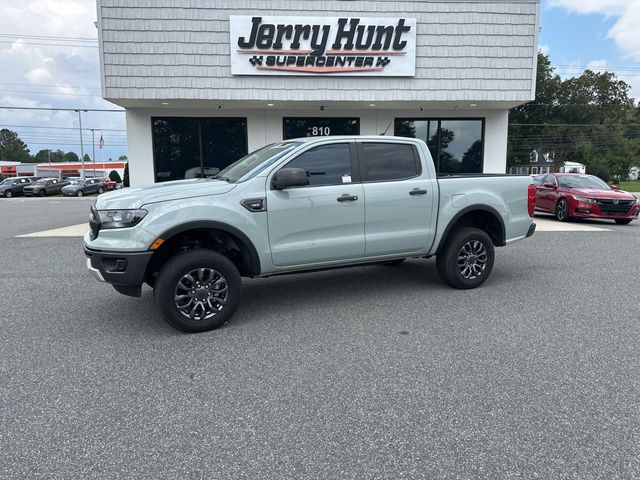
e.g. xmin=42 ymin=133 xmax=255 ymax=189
xmin=75 ymin=109 xmax=86 ymax=177
xmin=91 ymin=129 xmax=96 ymax=178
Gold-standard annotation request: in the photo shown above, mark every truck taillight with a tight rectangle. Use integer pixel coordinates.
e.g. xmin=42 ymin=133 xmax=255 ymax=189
xmin=527 ymin=184 xmax=536 ymax=217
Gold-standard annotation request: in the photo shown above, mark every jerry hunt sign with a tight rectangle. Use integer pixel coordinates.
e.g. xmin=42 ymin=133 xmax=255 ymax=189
xmin=229 ymin=16 xmax=416 ymax=76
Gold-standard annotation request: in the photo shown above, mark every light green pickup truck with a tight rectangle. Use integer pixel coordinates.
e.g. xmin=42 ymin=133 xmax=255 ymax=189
xmin=85 ymin=136 xmax=536 ymax=332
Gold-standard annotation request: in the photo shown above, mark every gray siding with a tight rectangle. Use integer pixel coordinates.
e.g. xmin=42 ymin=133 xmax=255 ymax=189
xmin=97 ymin=0 xmax=540 ymax=103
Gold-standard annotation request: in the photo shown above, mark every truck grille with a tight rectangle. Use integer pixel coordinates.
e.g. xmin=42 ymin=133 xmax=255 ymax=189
xmin=89 ymin=205 xmax=101 ymax=240
xmin=597 ymin=199 xmax=634 ymax=216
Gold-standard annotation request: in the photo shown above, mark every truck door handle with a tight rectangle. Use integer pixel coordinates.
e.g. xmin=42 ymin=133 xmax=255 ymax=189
xmin=409 ymin=189 xmax=428 ymax=196
xmin=337 ymin=194 xmax=358 ymax=202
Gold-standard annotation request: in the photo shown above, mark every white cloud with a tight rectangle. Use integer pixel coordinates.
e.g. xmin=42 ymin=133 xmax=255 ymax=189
xmin=608 ymin=2 xmax=640 ymax=63
xmin=0 ymin=1 xmax=127 ymax=160
xmin=539 ymin=44 xmax=551 ymax=56
xmin=547 ymin=0 xmax=630 ymax=16
xmin=548 ymin=0 xmax=640 ymax=63
xmin=586 ymin=59 xmax=608 ymax=70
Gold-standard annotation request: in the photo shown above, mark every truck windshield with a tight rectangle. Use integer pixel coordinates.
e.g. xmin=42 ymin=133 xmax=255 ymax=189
xmin=216 ymin=142 xmax=302 ymax=183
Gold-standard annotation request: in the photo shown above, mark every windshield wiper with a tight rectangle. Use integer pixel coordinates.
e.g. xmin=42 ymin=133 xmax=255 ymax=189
xmin=211 ymin=174 xmax=230 ymax=182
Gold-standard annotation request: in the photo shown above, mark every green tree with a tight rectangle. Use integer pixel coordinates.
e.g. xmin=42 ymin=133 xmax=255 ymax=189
xmin=83 ymin=153 xmax=91 ymax=163
xmin=508 ymin=52 xmax=639 ymax=179
xmin=63 ymin=152 xmax=80 ymax=163
xmin=0 ymin=129 xmax=31 ymax=162
xmin=108 ymin=170 xmax=122 ymax=183
xmin=118 ymin=155 xmax=128 ymax=161
xmin=123 ymin=163 xmax=130 ymax=187
xmin=34 ymin=149 xmax=67 ymax=163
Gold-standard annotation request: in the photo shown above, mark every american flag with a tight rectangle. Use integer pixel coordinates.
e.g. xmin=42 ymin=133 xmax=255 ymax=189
xmin=98 ymin=134 xmax=104 ymax=150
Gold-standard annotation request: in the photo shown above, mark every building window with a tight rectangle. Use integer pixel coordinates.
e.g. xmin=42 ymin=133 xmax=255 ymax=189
xmin=152 ymin=117 xmax=247 ymax=182
xmin=360 ymin=142 xmax=420 ymax=182
xmin=394 ymin=118 xmax=484 ymax=174
xmin=283 ymin=117 xmax=360 ymax=140
xmin=531 ymin=167 xmax=538 ymax=174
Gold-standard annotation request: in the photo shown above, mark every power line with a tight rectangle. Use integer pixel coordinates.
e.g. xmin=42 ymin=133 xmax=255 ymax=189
xmin=0 ymin=124 xmax=125 ymax=132
xmin=0 ymin=106 xmax=124 ymax=112
xmin=0 ymin=82 xmax=101 ymax=91
xmin=510 ymin=123 xmax=640 ymax=126
xmin=23 ymin=142 xmax=128 ymax=146
xmin=0 ymin=33 xmax=97 ymax=42
xmin=552 ymin=64 xmax=640 ymax=72
xmin=0 ymin=89 xmax=102 ymax=98
xmin=0 ymin=41 xmax=98 ymax=48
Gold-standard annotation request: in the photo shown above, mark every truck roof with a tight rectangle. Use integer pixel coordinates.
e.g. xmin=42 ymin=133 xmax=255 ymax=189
xmin=287 ymin=135 xmax=421 ymax=144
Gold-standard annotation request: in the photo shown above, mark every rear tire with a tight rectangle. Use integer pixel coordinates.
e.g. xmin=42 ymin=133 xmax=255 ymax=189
xmin=97 ymin=187 xmax=104 ymax=194
xmin=154 ymin=250 xmax=242 ymax=333
xmin=615 ymin=219 xmax=633 ymax=225
xmin=436 ymin=226 xmax=495 ymax=289
xmin=556 ymin=199 xmax=570 ymax=222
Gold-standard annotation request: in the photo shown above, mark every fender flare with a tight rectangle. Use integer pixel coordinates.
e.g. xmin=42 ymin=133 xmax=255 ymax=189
xmin=436 ymin=205 xmax=506 ymax=254
xmin=158 ymin=220 xmax=261 ymax=276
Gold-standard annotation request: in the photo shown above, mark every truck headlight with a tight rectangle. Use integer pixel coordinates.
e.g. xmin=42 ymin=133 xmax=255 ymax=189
xmin=572 ymin=195 xmax=597 ymax=204
xmin=98 ymin=209 xmax=147 ymax=229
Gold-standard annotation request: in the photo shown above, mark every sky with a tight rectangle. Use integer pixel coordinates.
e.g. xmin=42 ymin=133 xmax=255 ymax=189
xmin=0 ymin=0 xmax=639 ymax=162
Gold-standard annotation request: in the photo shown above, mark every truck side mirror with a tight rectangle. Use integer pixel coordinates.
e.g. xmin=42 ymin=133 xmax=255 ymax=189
xmin=272 ymin=168 xmax=309 ymax=190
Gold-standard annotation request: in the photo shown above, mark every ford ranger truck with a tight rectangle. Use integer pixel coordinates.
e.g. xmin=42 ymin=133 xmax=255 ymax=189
xmin=84 ymin=136 xmax=536 ymax=333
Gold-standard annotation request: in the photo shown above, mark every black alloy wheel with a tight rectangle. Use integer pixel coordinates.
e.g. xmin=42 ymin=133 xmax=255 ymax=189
xmin=154 ymin=250 xmax=242 ymax=333
xmin=556 ymin=199 xmax=569 ymax=222
xmin=436 ymin=226 xmax=495 ymax=289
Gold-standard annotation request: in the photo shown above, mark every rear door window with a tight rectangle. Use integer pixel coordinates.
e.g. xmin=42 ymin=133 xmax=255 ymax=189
xmin=360 ymin=143 xmax=420 ymax=182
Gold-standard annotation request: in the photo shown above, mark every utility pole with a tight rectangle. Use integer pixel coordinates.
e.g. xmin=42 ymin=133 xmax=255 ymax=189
xmin=48 ymin=149 xmax=51 ymax=178
xmin=75 ymin=109 xmax=87 ymax=177
xmin=91 ymin=129 xmax=96 ymax=178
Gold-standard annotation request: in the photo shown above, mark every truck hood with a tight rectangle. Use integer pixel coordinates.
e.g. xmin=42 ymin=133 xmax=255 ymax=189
xmin=95 ymin=179 xmax=236 ymax=210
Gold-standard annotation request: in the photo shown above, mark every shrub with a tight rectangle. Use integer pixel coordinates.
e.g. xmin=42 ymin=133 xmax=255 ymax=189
xmin=108 ymin=170 xmax=122 ymax=183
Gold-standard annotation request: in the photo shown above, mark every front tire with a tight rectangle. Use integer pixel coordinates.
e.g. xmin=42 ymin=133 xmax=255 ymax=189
xmin=154 ymin=250 xmax=242 ymax=333
xmin=76 ymin=190 xmax=83 ymax=197
xmin=556 ymin=199 xmax=570 ymax=222
xmin=39 ymin=190 xmax=46 ymax=197
xmin=5 ymin=191 xmax=12 ymax=198
xmin=436 ymin=226 xmax=495 ymax=289
xmin=615 ymin=219 xmax=633 ymax=225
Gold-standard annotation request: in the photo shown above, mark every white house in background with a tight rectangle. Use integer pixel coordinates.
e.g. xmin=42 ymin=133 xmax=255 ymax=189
xmin=629 ymin=166 xmax=639 ymax=181
xmin=558 ymin=161 xmax=586 ymax=174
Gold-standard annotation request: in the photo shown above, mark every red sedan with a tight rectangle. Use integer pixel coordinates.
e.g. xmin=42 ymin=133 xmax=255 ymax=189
xmin=533 ymin=173 xmax=640 ymax=225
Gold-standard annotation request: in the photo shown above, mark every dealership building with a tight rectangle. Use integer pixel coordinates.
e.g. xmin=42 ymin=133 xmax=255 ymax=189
xmin=96 ymin=0 xmax=540 ymax=186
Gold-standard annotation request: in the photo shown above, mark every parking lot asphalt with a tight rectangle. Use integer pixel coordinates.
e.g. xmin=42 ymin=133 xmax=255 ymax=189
xmin=1 ymin=198 xmax=639 ymax=479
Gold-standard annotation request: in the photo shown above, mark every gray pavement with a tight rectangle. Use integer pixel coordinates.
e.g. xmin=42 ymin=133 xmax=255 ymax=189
xmin=1 ymin=199 xmax=639 ymax=479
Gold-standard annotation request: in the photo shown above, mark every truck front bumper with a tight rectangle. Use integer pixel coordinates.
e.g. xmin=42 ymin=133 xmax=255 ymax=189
xmin=84 ymin=246 xmax=153 ymax=297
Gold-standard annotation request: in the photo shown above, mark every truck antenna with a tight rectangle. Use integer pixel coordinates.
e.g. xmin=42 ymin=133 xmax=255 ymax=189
xmin=380 ymin=121 xmax=393 ymax=136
